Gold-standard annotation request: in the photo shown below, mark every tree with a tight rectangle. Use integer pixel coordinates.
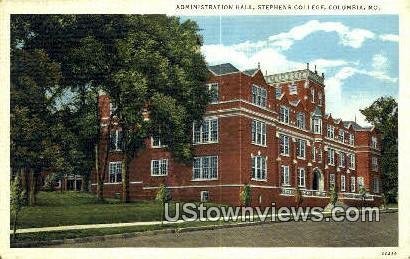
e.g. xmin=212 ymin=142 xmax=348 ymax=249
xmin=294 ymin=185 xmax=303 ymax=207
xmin=106 ymin=15 xmax=209 ymax=202
xmin=240 ymin=184 xmax=252 ymax=206
xmin=329 ymin=185 xmax=338 ymax=205
xmin=10 ymin=173 xmax=26 ymax=241
xmin=360 ymin=97 xmax=398 ymax=203
xmin=155 ymin=184 xmax=171 ymax=225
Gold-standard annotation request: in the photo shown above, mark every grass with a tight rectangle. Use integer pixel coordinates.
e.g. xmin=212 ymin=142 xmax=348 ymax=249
xmin=13 ymin=191 xmax=225 ymax=229
xmin=11 ymin=220 xmax=236 ymax=243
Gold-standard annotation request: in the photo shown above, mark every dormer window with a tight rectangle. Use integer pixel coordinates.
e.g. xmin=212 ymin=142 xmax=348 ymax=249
xmin=289 ymin=82 xmax=297 ymax=95
xmin=279 ymin=106 xmax=289 ymax=124
xmin=275 ymin=86 xmax=282 ymax=99
xmin=251 ymin=84 xmax=267 ymax=107
xmin=296 ymin=112 xmax=305 ymax=129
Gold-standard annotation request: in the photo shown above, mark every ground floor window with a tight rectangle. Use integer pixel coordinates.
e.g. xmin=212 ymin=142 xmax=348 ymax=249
xmin=251 ymin=155 xmax=267 ymax=180
xmin=373 ymin=177 xmax=380 ymax=193
xmin=297 ymin=168 xmax=305 ymax=187
xmin=200 ymin=191 xmax=209 ymax=202
xmin=109 ymin=161 xmax=122 ymax=183
xmin=151 ymin=159 xmax=168 ymax=176
xmin=281 ymin=165 xmax=290 ymax=186
xmin=358 ymin=177 xmax=364 ymax=190
xmin=193 ymin=156 xmax=218 ymax=180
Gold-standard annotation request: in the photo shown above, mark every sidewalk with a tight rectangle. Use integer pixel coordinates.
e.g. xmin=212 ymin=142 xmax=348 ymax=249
xmin=11 ymin=207 xmax=397 ymax=234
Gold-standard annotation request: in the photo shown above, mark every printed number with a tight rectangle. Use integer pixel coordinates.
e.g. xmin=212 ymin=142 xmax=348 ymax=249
xmin=381 ymin=251 xmax=397 ymax=256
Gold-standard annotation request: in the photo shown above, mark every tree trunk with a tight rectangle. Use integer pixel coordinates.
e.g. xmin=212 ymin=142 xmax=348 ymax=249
xmin=122 ymin=156 xmax=130 ymax=203
xmin=95 ymin=144 xmax=104 ymax=201
xmin=12 ymin=211 xmax=18 ymax=241
xmin=28 ymin=168 xmax=36 ymax=206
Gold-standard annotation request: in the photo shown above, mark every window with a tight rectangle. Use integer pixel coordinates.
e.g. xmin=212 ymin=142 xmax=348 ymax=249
xmin=312 ymin=146 xmax=316 ymax=161
xmin=296 ymin=139 xmax=306 ymax=158
xmin=327 ymin=125 xmax=334 ymax=139
xmin=151 ymin=159 xmax=168 ymax=176
xmin=279 ymin=106 xmax=289 ymax=124
xmin=193 ymin=156 xmax=218 ymax=180
xmin=318 ymin=92 xmax=322 ymax=105
xmin=109 ymin=102 xmax=117 ymax=116
xmin=279 ymin=134 xmax=290 ymax=156
xmin=281 ymin=165 xmax=290 ymax=186
xmin=358 ymin=177 xmax=364 ymax=190
xmin=338 ymin=152 xmax=345 ymax=167
xmin=152 ymin=134 xmax=167 ymax=148
xmin=252 ymin=120 xmax=266 ymax=146
xmin=313 ymin=118 xmax=322 ymax=134
xmin=318 ymin=148 xmax=322 ymax=162
xmin=251 ymin=156 xmax=267 ymax=181
xmin=349 ymin=133 xmax=355 ymax=145
xmin=251 ymin=85 xmax=267 ymax=107
xmin=348 ymin=154 xmax=355 ymax=169
xmin=207 ymin=83 xmax=219 ymax=103
xmin=275 ymin=86 xmax=282 ymax=99
xmin=327 ymin=148 xmax=335 ymax=165
xmin=341 ymin=175 xmax=346 ymax=191
xmin=109 ymin=161 xmax=122 ymax=183
xmin=373 ymin=177 xmax=380 ymax=193
xmin=296 ymin=112 xmax=305 ymax=129
xmin=298 ymin=168 xmax=305 ymax=187
xmin=110 ymin=130 xmax=123 ymax=151
xmin=372 ymin=157 xmax=378 ymax=171
xmin=289 ymin=83 xmax=297 ymax=95
xmin=193 ymin=118 xmax=218 ymax=144
xmin=351 ymin=177 xmax=356 ymax=192
xmin=311 ymin=88 xmax=315 ymax=103
xmin=329 ymin=173 xmax=335 ymax=189
xmin=339 ymin=130 xmax=345 ymax=142
xmin=371 ymin=136 xmax=378 ymax=149
xmin=200 ymin=191 xmax=209 ymax=202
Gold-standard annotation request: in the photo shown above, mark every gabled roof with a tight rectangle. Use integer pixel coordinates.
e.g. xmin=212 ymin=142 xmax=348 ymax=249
xmin=208 ymin=63 xmax=239 ymax=76
xmin=342 ymin=121 xmax=373 ymax=131
xmin=289 ymin=100 xmax=301 ymax=107
xmin=243 ymin=68 xmax=259 ymax=77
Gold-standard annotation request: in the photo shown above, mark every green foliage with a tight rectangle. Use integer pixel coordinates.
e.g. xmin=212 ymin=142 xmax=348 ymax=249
xmin=155 ymin=184 xmax=172 ymax=204
xmin=360 ymin=97 xmax=398 ymax=203
xmin=240 ymin=184 xmax=252 ymax=206
xmin=11 ymin=174 xmax=26 ymax=240
xmin=329 ymin=186 xmax=338 ymax=205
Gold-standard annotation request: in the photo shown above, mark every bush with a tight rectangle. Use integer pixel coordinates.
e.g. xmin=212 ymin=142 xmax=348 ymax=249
xmin=240 ymin=184 xmax=251 ymax=206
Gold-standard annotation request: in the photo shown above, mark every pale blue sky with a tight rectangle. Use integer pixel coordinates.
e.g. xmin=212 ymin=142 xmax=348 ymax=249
xmin=181 ymin=16 xmax=398 ymax=126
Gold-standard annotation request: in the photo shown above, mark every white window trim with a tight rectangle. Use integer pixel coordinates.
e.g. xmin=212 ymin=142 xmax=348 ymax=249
xmin=281 ymin=165 xmax=290 ymax=187
xmin=151 ymin=159 xmax=168 ymax=176
xmin=193 ymin=118 xmax=219 ymax=145
xmin=341 ymin=175 xmax=346 ymax=192
xmin=296 ymin=139 xmax=306 ymax=159
xmin=251 ymin=84 xmax=267 ymax=107
xmin=279 ymin=134 xmax=290 ymax=156
xmin=151 ymin=136 xmax=167 ymax=148
xmin=252 ymin=120 xmax=267 ymax=147
xmin=279 ymin=106 xmax=290 ymax=124
xmin=109 ymin=161 xmax=122 ymax=183
xmin=251 ymin=155 xmax=268 ymax=181
xmin=192 ymin=156 xmax=218 ymax=181
xmin=110 ymin=130 xmax=123 ymax=151
xmin=350 ymin=177 xmax=356 ymax=192
xmin=298 ymin=168 xmax=306 ymax=188
xmin=327 ymin=148 xmax=335 ymax=166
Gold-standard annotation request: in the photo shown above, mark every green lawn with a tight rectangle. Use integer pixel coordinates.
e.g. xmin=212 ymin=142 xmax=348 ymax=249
xmin=13 ymin=191 xmax=224 ymax=229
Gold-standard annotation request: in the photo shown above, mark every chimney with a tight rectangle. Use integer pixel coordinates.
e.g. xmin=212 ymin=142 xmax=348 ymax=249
xmin=321 ymin=72 xmax=325 ymax=78
xmin=314 ymin=65 xmax=317 ymax=74
xmin=307 ymin=62 xmax=309 ymax=70
xmin=257 ymin=62 xmax=260 ymax=69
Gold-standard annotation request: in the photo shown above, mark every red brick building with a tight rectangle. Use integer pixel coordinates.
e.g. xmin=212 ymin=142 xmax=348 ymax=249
xmin=91 ymin=63 xmax=383 ymax=207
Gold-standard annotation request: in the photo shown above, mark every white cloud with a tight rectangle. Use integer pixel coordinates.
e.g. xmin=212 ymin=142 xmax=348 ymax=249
xmin=267 ymin=20 xmax=375 ymax=50
xmin=372 ymin=53 xmax=388 ymax=71
xmin=379 ymin=34 xmax=399 ymax=42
